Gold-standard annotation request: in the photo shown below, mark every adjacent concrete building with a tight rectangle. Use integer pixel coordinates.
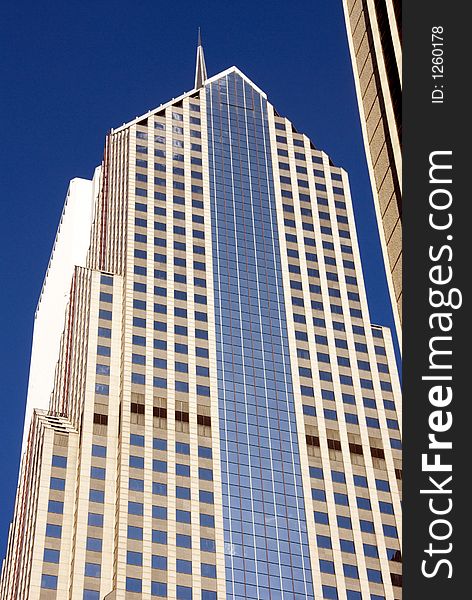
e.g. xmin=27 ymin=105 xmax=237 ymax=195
xmin=1 ymin=40 xmax=402 ymax=599
xmin=342 ymin=0 xmax=402 ymax=334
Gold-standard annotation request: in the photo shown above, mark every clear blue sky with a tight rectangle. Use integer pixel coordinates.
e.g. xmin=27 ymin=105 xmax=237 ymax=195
xmin=0 ymin=0 xmax=398 ymax=559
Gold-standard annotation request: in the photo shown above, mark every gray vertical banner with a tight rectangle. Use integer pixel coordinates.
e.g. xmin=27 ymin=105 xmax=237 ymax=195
xmin=404 ymin=3 xmax=468 ymax=597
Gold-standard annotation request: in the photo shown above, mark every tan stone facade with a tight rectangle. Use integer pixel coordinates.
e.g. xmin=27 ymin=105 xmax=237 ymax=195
xmin=343 ymin=0 xmax=402 ymax=332
xmin=1 ymin=64 xmax=401 ymax=599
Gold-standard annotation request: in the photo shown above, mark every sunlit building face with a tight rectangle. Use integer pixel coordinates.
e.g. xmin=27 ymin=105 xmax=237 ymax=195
xmin=1 ymin=41 xmax=402 ymax=600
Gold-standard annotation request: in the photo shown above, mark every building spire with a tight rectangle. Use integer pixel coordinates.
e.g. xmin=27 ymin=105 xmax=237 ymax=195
xmin=194 ymin=27 xmax=207 ymax=89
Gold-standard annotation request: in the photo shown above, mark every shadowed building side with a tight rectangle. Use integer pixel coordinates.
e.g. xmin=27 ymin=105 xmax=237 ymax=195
xmin=342 ymin=0 xmax=402 ymax=338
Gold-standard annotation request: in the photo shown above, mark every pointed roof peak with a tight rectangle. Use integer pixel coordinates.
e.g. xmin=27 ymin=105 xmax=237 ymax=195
xmin=204 ymin=66 xmax=268 ymax=99
xmin=194 ymin=28 xmax=207 ymax=89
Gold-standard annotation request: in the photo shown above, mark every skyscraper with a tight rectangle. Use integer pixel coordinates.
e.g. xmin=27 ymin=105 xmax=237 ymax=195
xmin=341 ymin=0 xmax=402 ymax=333
xmin=1 ymin=40 xmax=402 ymax=600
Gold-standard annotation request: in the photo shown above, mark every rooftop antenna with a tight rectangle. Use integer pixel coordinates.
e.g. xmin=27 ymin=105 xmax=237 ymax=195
xmin=194 ymin=27 xmax=207 ymax=89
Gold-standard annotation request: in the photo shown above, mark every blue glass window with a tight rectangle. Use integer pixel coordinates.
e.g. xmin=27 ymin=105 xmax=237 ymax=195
xmin=340 ymin=539 xmax=355 ymax=553
xmin=52 ymin=455 xmax=67 ymax=468
xmin=198 ymin=446 xmax=212 ymax=459
xmin=383 ymin=524 xmax=398 ymax=538
xmin=152 ymin=505 xmax=167 ymax=520
xmin=391 ymin=438 xmax=402 ymax=450
xmin=376 ymin=479 xmax=390 ymax=492
xmin=354 ymin=475 xmax=368 ymax=488
xmin=199 ymin=490 xmax=214 ymax=504
xmin=312 ymin=488 xmax=326 ymax=502
xmin=127 ymin=551 xmax=143 ymax=566
xmin=90 ymin=466 xmax=106 ymax=480
xmin=41 ymin=574 xmax=58 ymax=589
xmin=379 ymin=501 xmax=394 ymax=514
xmin=151 ymin=581 xmax=168 ymax=596
xmin=127 ymin=526 xmax=143 ymax=540
xmin=200 ymin=537 xmax=215 ymax=552
xmin=334 ymin=493 xmax=349 ymax=506
xmin=176 ymin=586 xmax=193 ymax=600
xmin=95 ymin=383 xmax=109 ymax=395
xmin=322 ymin=585 xmax=339 ymax=599
xmin=201 ymin=563 xmax=217 ymax=578
xmin=128 ymin=501 xmax=144 ymax=516
xmin=200 ymin=513 xmax=215 ymax=528
xmin=152 ymin=530 xmax=167 ymax=544
xmin=363 ymin=543 xmax=378 ymax=558
xmin=314 ymin=511 xmax=329 ymax=525
xmin=177 ymin=534 xmax=192 ymax=548
xmin=99 ymin=292 xmax=112 ymax=303
xmin=310 ymin=466 xmax=323 ymax=479
xmin=316 ymin=535 xmax=331 ymax=549
xmin=176 ymin=442 xmax=190 ymax=455
xmin=153 ymin=437 xmax=167 ymax=450
xmin=176 ymin=509 xmax=191 ymax=523
xmin=152 ymin=555 xmax=167 ymax=570
xmin=48 ymin=500 xmax=63 ymax=514
xmin=129 ymin=455 xmax=145 ymax=470
xmin=177 ymin=559 xmax=192 ymax=574
xmin=130 ymin=433 xmax=144 ymax=447
xmin=89 ymin=489 xmax=104 ymax=503
xmin=343 ymin=564 xmax=359 ymax=579
xmin=337 ymin=516 xmax=352 ymax=529
xmin=360 ymin=520 xmax=374 ymax=533
xmin=153 ymin=460 xmax=167 ymax=473
xmin=345 ymin=413 xmax=358 ymax=424
xmin=367 ymin=569 xmax=382 ymax=583
xmin=84 ymin=562 xmax=101 ymax=578
xmin=96 ymin=363 xmax=110 ymax=374
xmin=176 ymin=486 xmax=191 ymax=499
xmin=46 ymin=523 xmax=62 ymax=538
xmin=86 ymin=537 xmax=102 ymax=552
xmin=126 ymin=578 xmax=142 ymax=592
xmin=331 ymin=470 xmax=345 ymax=483
xmin=50 ymin=477 xmax=65 ymax=491
xmin=320 ymin=559 xmax=335 ymax=574
xmin=100 ymin=275 xmax=113 ymax=286
xmin=357 ymin=497 xmax=371 ymax=510
xmin=43 ymin=548 xmax=60 ymax=563
xmin=152 ymin=482 xmax=168 ymax=496
xmin=129 ymin=478 xmax=144 ymax=491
